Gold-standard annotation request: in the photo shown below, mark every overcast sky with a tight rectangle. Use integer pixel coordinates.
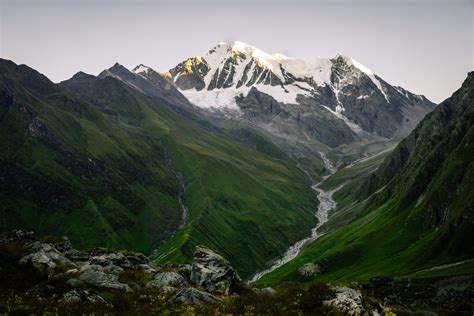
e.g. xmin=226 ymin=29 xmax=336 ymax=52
xmin=1 ymin=0 xmax=472 ymax=103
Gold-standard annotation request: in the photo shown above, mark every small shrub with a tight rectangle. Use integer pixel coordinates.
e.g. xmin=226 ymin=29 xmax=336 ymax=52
xmin=41 ymin=235 xmax=66 ymax=244
xmin=118 ymin=269 xmax=153 ymax=285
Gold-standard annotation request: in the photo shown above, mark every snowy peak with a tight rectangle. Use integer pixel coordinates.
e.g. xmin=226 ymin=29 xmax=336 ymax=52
xmin=132 ymin=64 xmax=152 ymax=75
xmin=161 ymin=41 xmax=434 ymax=138
xmin=169 ymin=41 xmax=389 ymax=94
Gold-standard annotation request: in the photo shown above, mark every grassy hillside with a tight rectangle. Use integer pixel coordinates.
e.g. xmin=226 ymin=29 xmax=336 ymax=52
xmin=0 ymin=59 xmax=318 ymax=277
xmin=259 ymin=72 xmax=474 ymax=285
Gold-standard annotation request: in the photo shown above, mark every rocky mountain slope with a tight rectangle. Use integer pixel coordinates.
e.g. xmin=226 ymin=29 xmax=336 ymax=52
xmin=259 ymin=72 xmax=474 ymax=285
xmin=0 ymin=58 xmax=318 ymax=278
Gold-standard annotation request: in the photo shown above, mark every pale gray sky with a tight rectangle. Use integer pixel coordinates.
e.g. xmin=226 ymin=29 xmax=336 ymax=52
xmin=1 ymin=0 xmax=472 ymax=103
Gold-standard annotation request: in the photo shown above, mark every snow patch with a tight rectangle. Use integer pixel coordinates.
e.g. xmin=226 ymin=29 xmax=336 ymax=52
xmin=180 ymin=82 xmax=312 ymax=111
xmin=132 ymin=64 xmax=151 ymax=75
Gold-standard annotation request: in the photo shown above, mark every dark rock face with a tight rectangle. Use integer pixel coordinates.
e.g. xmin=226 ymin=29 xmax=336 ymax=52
xmin=190 ymin=245 xmax=242 ymax=295
xmin=168 ymin=57 xmax=209 ymax=91
xmin=236 ymin=89 xmax=358 ymax=148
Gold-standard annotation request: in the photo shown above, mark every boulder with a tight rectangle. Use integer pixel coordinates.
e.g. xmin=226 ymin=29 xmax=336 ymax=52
xmin=19 ymin=251 xmax=56 ymax=272
xmin=253 ymin=287 xmax=275 ymax=295
xmin=19 ymin=243 xmax=74 ymax=273
xmin=190 ymin=245 xmax=242 ymax=295
xmin=167 ymin=287 xmax=217 ymax=305
xmin=79 ymin=265 xmax=131 ymax=292
xmin=146 ymin=271 xmax=188 ymax=288
xmin=64 ymin=249 xmax=89 ymax=262
xmin=324 ymin=287 xmax=365 ymax=316
xmin=298 ymin=263 xmax=321 ymax=277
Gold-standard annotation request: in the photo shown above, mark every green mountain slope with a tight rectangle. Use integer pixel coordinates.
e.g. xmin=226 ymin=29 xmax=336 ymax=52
xmin=0 ymin=59 xmax=317 ymax=277
xmin=260 ymin=71 xmax=474 ymax=284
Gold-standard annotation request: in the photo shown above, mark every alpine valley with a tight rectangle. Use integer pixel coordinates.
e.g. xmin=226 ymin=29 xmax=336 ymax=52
xmin=0 ymin=42 xmax=472 ymax=315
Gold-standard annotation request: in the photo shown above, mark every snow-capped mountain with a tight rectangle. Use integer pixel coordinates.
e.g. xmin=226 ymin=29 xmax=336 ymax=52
xmin=166 ymin=41 xmax=435 ymax=142
xmin=93 ymin=41 xmax=435 ymax=168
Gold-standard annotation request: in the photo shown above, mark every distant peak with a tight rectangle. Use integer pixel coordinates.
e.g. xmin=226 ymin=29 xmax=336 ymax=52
xmin=132 ymin=64 xmax=152 ymax=74
xmin=70 ymin=71 xmax=95 ymax=81
xmin=333 ymin=54 xmax=375 ymax=76
xmin=108 ymin=62 xmax=130 ymax=72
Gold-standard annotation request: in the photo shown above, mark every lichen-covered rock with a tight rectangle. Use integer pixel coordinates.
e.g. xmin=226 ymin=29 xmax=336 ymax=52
xmin=167 ymin=287 xmax=217 ymax=305
xmin=79 ymin=265 xmax=131 ymax=292
xmin=19 ymin=251 xmax=57 ymax=272
xmin=190 ymin=245 xmax=242 ymax=295
xmin=252 ymin=287 xmax=275 ymax=295
xmin=298 ymin=262 xmax=321 ymax=277
xmin=324 ymin=287 xmax=365 ymax=316
xmin=146 ymin=271 xmax=188 ymax=288
xmin=176 ymin=264 xmax=192 ymax=280
xmin=19 ymin=243 xmax=74 ymax=273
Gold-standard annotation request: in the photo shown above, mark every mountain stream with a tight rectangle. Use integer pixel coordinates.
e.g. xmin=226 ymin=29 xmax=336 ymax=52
xmin=248 ymin=153 xmax=339 ymax=283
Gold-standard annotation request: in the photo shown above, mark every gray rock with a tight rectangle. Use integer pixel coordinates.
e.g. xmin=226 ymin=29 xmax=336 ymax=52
xmin=62 ymin=290 xmax=82 ymax=304
xmin=176 ymin=263 xmax=192 ymax=279
xmin=252 ymin=287 xmax=275 ymax=295
xmin=79 ymin=266 xmax=131 ymax=292
xmin=89 ymin=251 xmax=151 ymax=271
xmin=86 ymin=293 xmax=107 ymax=304
xmin=18 ymin=245 xmax=74 ymax=273
xmin=19 ymin=251 xmax=56 ymax=272
xmin=66 ymin=278 xmax=84 ymax=287
xmin=24 ymin=242 xmax=74 ymax=267
xmin=64 ymin=249 xmax=89 ymax=262
xmin=190 ymin=245 xmax=242 ymax=295
xmin=102 ymin=263 xmax=124 ymax=275
xmin=324 ymin=287 xmax=365 ymax=316
xmin=167 ymin=287 xmax=217 ymax=306
xmin=298 ymin=262 xmax=321 ymax=277
xmin=147 ymin=271 xmax=188 ymax=288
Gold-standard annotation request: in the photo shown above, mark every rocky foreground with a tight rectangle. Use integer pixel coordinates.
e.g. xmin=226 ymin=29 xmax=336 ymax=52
xmin=0 ymin=231 xmax=473 ymax=315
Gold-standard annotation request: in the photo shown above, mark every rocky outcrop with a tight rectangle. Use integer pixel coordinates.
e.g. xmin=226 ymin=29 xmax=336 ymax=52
xmin=2 ymin=231 xmax=244 ymax=309
xmin=190 ymin=245 xmax=242 ymax=295
xmin=298 ymin=262 xmax=322 ymax=277
xmin=146 ymin=271 xmax=188 ymax=289
xmin=78 ymin=265 xmax=131 ymax=292
xmin=19 ymin=242 xmax=74 ymax=273
xmin=324 ymin=287 xmax=365 ymax=316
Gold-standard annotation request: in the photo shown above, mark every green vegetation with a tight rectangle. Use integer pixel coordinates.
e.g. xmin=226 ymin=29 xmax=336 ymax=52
xmin=0 ymin=59 xmax=317 ymax=278
xmin=260 ymin=72 xmax=474 ymax=285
